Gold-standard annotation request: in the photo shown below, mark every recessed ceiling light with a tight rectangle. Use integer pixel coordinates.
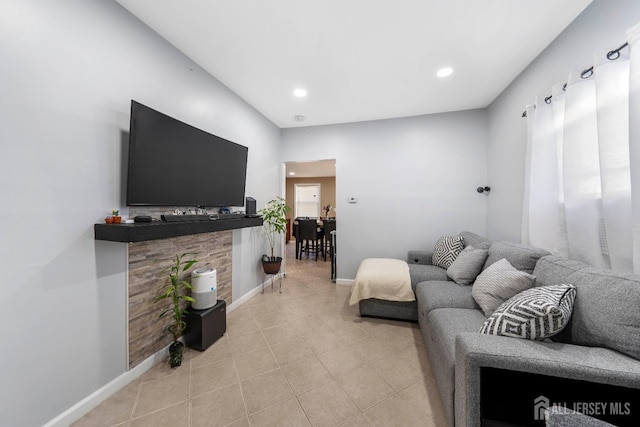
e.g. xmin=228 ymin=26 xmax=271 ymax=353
xmin=437 ymin=67 xmax=453 ymax=78
xmin=294 ymin=115 xmax=305 ymax=122
xmin=293 ymin=88 xmax=307 ymax=97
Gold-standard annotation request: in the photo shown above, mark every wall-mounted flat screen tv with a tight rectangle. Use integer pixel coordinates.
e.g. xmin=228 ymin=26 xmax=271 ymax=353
xmin=126 ymin=100 xmax=248 ymax=207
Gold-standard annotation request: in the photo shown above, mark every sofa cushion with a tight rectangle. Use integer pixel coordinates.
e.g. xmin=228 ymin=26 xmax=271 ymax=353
xmin=416 ymin=281 xmax=478 ymax=315
xmin=532 ymin=255 xmax=587 ymax=288
xmin=472 ymin=258 xmax=536 ymax=316
xmin=409 ymin=264 xmax=448 ymax=288
xmin=535 ymin=255 xmax=640 ymax=361
xmin=432 ymin=235 xmax=465 ymax=269
xmin=459 ymin=231 xmax=492 ymax=250
xmin=447 ymin=245 xmax=489 ymax=285
xmin=483 ymin=241 xmax=550 ymax=274
xmin=479 ymin=284 xmax=576 ymax=340
xmin=427 ymin=308 xmax=487 ymax=425
xmin=429 ymin=308 xmax=488 ymax=371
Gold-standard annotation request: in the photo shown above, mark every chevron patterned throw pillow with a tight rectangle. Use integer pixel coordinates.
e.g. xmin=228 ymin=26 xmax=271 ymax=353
xmin=432 ymin=236 xmax=465 ymax=269
xmin=479 ymin=284 xmax=577 ymax=340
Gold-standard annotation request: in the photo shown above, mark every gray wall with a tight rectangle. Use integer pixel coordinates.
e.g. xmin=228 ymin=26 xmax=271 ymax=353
xmin=282 ymin=110 xmax=489 ymax=279
xmin=487 ymin=0 xmax=640 ymax=242
xmin=0 ymin=1 xmax=280 ymax=426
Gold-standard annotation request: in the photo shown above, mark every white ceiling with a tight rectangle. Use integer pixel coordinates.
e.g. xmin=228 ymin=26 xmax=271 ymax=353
xmin=116 ymin=0 xmax=592 ymax=129
xmin=286 ymin=159 xmax=336 ymax=178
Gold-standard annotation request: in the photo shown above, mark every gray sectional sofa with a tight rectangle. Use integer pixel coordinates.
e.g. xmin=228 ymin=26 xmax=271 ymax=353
xmin=358 ymin=231 xmax=640 ymax=426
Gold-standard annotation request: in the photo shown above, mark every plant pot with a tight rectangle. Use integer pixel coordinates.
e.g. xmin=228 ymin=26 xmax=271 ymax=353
xmin=112 ymin=216 xmax=122 ymax=224
xmin=262 ymin=256 xmax=282 ymax=274
xmin=168 ymin=341 xmax=184 ymax=368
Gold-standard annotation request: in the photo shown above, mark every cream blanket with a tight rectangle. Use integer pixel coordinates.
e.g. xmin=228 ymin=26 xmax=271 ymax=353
xmin=349 ymin=258 xmax=415 ymax=306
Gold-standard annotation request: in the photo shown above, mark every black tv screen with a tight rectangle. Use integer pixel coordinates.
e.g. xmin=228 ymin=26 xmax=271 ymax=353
xmin=126 ymin=101 xmax=248 ymax=207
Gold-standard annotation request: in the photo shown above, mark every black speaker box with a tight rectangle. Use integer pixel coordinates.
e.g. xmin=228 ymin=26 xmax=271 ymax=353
xmin=184 ymin=300 xmax=226 ymax=351
xmin=245 ymin=197 xmax=256 ymax=216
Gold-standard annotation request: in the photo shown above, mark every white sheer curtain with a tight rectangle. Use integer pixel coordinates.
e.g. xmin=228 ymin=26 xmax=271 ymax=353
xmin=631 ymin=23 xmax=640 ymax=273
xmin=523 ymin=22 xmax=640 ymax=273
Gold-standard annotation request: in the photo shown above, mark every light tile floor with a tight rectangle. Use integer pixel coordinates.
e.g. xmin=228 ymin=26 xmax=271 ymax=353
xmin=73 ymin=242 xmax=447 ymax=427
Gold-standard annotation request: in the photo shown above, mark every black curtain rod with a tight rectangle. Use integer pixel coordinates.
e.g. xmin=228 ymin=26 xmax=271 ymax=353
xmin=521 ymin=42 xmax=629 ymax=118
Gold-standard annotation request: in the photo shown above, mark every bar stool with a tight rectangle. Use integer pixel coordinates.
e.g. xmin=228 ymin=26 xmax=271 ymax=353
xmin=322 ymin=219 xmax=336 ymax=261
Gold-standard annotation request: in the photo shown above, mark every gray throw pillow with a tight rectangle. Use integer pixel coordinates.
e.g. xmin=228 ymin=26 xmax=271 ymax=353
xmin=432 ymin=235 xmax=465 ymax=269
xmin=483 ymin=241 xmax=550 ymax=274
xmin=479 ymin=284 xmax=577 ymax=340
xmin=446 ymin=245 xmax=489 ymax=285
xmin=472 ymin=258 xmax=536 ymax=316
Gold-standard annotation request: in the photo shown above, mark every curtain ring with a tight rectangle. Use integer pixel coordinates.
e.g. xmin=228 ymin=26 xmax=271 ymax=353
xmin=607 ymin=50 xmax=621 ymax=60
xmin=606 ymin=42 xmax=629 ymax=61
xmin=544 ymin=95 xmax=552 ymax=104
xmin=580 ymin=67 xmax=594 ymax=79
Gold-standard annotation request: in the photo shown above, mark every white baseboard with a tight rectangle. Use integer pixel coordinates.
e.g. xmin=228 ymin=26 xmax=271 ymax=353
xmin=44 ymin=344 xmax=170 ymax=427
xmin=336 ymin=278 xmax=354 ymax=286
xmin=227 ymin=273 xmax=284 ymax=313
xmin=45 ymin=274 xmax=282 ymax=426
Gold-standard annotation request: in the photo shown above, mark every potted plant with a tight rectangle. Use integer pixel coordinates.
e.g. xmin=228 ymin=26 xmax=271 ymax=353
xmin=105 ymin=209 xmax=121 ymax=223
xmin=153 ymin=253 xmax=198 ymax=368
xmin=322 ymin=204 xmax=332 ymax=219
xmin=259 ymin=197 xmax=291 ymax=274
xmin=111 ymin=209 xmax=121 ymax=224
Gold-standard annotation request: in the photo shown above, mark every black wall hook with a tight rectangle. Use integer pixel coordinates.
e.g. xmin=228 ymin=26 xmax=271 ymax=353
xmin=477 ymin=186 xmax=491 ymax=194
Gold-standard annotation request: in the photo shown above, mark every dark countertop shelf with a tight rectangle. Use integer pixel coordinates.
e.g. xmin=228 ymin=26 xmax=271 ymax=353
xmin=94 ymin=216 xmax=263 ymax=243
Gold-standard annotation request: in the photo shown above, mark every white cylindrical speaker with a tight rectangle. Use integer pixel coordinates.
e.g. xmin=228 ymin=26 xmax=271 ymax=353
xmin=191 ymin=268 xmax=217 ymax=310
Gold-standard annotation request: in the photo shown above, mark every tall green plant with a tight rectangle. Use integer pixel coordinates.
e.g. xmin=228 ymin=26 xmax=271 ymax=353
xmin=154 ymin=253 xmax=198 ymax=343
xmin=259 ymin=197 xmax=291 ymax=260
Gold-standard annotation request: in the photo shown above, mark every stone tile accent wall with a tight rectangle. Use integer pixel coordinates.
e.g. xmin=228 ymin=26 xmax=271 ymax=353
xmin=128 ymin=230 xmax=232 ymax=368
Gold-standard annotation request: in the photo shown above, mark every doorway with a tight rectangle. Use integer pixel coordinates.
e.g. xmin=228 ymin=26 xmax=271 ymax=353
xmin=284 ymin=159 xmax=336 ymax=216
xmin=284 ymin=159 xmax=336 ymax=239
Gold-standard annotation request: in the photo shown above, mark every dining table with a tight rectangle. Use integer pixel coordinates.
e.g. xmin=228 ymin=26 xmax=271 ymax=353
xmin=291 ymin=217 xmax=334 ymax=260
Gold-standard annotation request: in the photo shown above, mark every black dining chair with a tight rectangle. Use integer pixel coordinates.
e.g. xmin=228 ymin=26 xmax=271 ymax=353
xmin=297 ymin=219 xmax=323 ymax=261
xmin=292 ymin=217 xmax=308 ymax=259
xmin=322 ymin=219 xmax=336 ymax=261
xmin=291 ymin=218 xmax=302 ymax=259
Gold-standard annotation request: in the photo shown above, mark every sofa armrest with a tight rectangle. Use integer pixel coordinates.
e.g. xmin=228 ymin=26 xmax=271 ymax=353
xmin=407 ymin=250 xmax=433 ymax=265
xmin=454 ymin=332 xmax=640 ymax=427
xmin=545 ymin=406 xmax=617 ymax=427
